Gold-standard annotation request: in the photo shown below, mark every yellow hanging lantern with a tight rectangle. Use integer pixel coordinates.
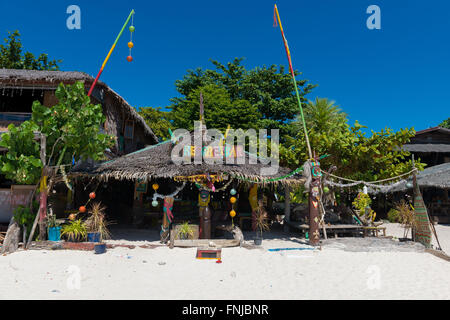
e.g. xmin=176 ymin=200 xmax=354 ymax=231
xmin=230 ymin=197 xmax=237 ymax=204
xmin=152 ymin=183 xmax=159 ymax=191
xmin=229 ymin=210 xmax=236 ymax=218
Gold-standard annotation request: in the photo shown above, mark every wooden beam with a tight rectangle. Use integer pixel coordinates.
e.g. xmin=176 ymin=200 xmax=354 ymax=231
xmin=283 ymin=185 xmax=290 ymax=232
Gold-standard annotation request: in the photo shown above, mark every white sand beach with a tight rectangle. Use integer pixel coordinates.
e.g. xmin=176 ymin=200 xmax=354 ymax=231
xmin=1 ymin=222 xmax=449 ymax=300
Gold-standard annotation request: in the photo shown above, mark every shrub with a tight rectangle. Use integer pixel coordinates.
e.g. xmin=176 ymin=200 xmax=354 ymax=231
xmin=387 ymin=208 xmax=400 ymax=223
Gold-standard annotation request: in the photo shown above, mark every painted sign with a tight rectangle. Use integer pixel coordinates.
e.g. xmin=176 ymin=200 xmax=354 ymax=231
xmin=182 ymin=145 xmax=244 ymax=159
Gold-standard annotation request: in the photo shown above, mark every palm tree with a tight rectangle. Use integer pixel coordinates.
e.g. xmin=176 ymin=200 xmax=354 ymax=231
xmin=303 ymin=98 xmax=348 ymax=133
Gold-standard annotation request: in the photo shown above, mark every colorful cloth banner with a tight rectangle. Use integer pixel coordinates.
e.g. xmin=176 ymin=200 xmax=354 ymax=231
xmin=413 ymin=176 xmax=432 ymax=247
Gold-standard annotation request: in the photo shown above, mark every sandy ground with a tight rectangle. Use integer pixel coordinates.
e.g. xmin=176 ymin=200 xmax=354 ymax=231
xmin=1 ymin=222 xmax=449 ymax=300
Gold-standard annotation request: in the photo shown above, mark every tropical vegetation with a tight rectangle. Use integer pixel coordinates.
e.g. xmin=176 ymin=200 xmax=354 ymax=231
xmin=0 ymin=30 xmax=61 ymax=70
xmin=0 ymin=82 xmax=115 ymax=185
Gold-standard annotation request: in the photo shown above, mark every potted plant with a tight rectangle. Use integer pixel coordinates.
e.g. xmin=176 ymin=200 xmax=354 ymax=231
xmin=176 ymin=221 xmax=196 ymax=240
xmin=47 ymin=214 xmax=61 ymax=242
xmin=84 ymin=202 xmax=110 ymax=242
xmin=61 ymin=219 xmax=87 ymax=242
xmin=394 ymin=200 xmax=417 ymax=241
xmin=254 ymin=209 xmax=270 ymax=245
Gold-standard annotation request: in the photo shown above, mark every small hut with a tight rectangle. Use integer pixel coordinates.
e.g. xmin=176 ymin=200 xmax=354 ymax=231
xmin=71 ymin=127 xmax=303 ymax=245
xmin=384 ymin=163 xmax=450 ymax=223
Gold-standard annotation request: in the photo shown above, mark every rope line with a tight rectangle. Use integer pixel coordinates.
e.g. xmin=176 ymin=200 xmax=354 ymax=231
xmin=226 ymin=166 xmax=304 ymax=184
xmin=322 ymin=168 xmax=417 ymax=185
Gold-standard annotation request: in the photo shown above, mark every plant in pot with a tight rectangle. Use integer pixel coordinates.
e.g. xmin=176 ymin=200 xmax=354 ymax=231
xmin=351 ymin=192 xmax=380 ymax=226
xmin=176 ymin=221 xmax=196 ymax=240
xmin=47 ymin=214 xmax=61 ymax=241
xmin=254 ymin=208 xmax=270 ymax=246
xmin=394 ymin=200 xmax=417 ymax=241
xmin=61 ymin=219 xmax=87 ymax=242
xmin=84 ymin=202 xmax=111 ymax=242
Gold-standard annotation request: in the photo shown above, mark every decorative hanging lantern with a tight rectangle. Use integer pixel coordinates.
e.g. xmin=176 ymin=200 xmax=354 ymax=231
xmin=230 ymin=197 xmax=237 ymax=204
xmin=89 ymin=192 xmax=96 ymax=199
xmin=79 ymin=206 xmax=86 ymax=213
xmin=406 ymin=182 xmax=413 ymax=188
xmin=127 ymin=16 xmax=135 ymax=62
xmin=152 ymin=183 xmax=159 ymax=191
xmin=152 ymin=200 xmax=159 ymax=207
xmin=323 ymin=187 xmax=329 ymax=193
xmin=229 ymin=210 xmax=236 ymax=218
xmin=230 ymin=188 xmax=237 ymax=195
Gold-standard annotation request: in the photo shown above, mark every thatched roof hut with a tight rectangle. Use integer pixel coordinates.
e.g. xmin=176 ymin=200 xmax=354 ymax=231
xmin=71 ymin=131 xmax=303 ymax=186
xmin=0 ymin=69 xmax=158 ymax=144
xmin=389 ymin=163 xmax=450 ymax=192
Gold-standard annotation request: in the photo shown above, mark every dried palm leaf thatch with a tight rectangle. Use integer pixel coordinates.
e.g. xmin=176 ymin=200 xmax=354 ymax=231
xmin=71 ymin=132 xmax=305 ymax=186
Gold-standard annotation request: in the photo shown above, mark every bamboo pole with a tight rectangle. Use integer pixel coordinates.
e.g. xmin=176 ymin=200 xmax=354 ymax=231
xmin=274 ymin=5 xmax=312 ymax=159
xmin=87 ymin=9 xmax=135 ymax=97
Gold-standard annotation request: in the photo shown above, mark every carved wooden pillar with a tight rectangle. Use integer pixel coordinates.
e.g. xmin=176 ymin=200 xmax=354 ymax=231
xmin=309 ymin=156 xmax=321 ymax=246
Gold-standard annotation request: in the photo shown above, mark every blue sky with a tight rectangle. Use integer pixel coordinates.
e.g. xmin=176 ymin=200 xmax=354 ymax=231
xmin=0 ymin=0 xmax=448 ymax=132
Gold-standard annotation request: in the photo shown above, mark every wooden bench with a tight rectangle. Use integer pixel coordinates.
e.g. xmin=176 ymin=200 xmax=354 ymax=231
xmin=362 ymin=226 xmax=386 ymax=237
xmin=284 ymin=220 xmax=364 ymax=238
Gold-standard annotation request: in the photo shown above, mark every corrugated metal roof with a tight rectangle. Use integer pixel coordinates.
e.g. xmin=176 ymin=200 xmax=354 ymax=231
xmin=402 ymin=144 xmax=450 ymax=152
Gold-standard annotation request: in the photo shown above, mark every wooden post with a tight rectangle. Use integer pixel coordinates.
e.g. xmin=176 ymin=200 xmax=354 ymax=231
xmin=283 ymin=185 xmax=290 ymax=232
xmin=308 ymin=155 xmax=321 ymax=246
xmin=38 ymin=134 xmax=47 ymax=240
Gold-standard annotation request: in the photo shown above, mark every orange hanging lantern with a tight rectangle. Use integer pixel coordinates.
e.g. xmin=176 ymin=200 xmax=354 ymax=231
xmin=230 ymin=197 xmax=237 ymax=204
xmin=229 ymin=210 xmax=236 ymax=218
xmin=127 ymin=55 xmax=133 ymax=62
xmin=89 ymin=192 xmax=96 ymax=199
xmin=79 ymin=206 xmax=86 ymax=213
xmin=152 ymin=183 xmax=159 ymax=191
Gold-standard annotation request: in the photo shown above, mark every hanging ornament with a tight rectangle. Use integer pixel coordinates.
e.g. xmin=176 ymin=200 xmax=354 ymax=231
xmin=152 ymin=200 xmax=159 ymax=207
xmin=230 ymin=188 xmax=237 ymax=195
xmin=126 ymin=13 xmax=135 ymax=62
xmin=323 ymin=186 xmax=329 ymax=193
xmin=406 ymin=182 xmax=413 ymax=188
xmin=79 ymin=206 xmax=86 ymax=213
xmin=152 ymin=183 xmax=159 ymax=191
xmin=230 ymin=197 xmax=237 ymax=204
xmin=229 ymin=210 xmax=236 ymax=218
xmin=89 ymin=192 xmax=96 ymax=199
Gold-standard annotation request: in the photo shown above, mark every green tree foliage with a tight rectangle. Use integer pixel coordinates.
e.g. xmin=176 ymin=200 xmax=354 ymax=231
xmin=0 ymin=121 xmax=42 ymax=184
xmin=171 ymin=84 xmax=260 ymax=132
xmin=169 ymin=58 xmax=316 ymax=135
xmin=439 ymin=117 xmax=450 ymax=129
xmin=0 ymin=30 xmax=61 ymax=70
xmin=0 ymin=81 xmax=115 ymax=185
xmin=138 ymin=106 xmax=174 ymax=141
xmin=32 ymin=82 xmax=115 ymax=166
xmin=281 ymin=97 xmax=425 ymax=180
